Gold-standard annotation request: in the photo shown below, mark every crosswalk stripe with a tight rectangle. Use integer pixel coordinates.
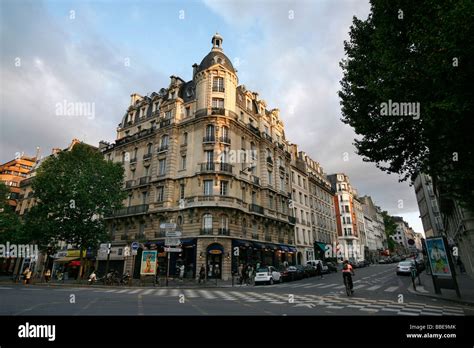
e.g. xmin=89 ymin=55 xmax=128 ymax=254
xmin=154 ymin=289 xmax=167 ymax=296
xmin=397 ymin=311 xmax=419 ymax=316
xmin=334 ymin=285 xmax=346 ymax=289
xmin=184 ymin=290 xmax=199 ymax=298
xmin=197 ymin=290 xmax=217 ymax=299
xmin=366 ymin=285 xmax=382 ymax=291
xmin=142 ymin=289 xmax=154 ymax=295
xmin=116 ymin=289 xmax=128 ymax=293
xmin=384 ymin=286 xmax=398 ymax=292
xmin=128 ymin=289 xmax=141 ymax=294
xmin=303 ymin=284 xmax=324 ymax=288
xmin=353 ymin=285 xmax=366 ymax=290
xmin=319 ymin=283 xmax=338 ymax=289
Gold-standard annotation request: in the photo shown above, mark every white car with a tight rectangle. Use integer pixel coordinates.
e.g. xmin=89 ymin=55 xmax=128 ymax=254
xmin=306 ymin=260 xmax=328 ymax=273
xmin=254 ymin=266 xmax=282 ymax=285
xmin=396 ymin=261 xmax=416 ymax=275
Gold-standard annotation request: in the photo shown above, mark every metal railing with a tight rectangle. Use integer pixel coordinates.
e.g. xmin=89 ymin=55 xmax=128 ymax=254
xmin=218 ymin=228 xmax=230 ymax=236
xmin=200 ymin=228 xmax=213 ymax=235
xmin=249 ymin=204 xmax=264 ymax=214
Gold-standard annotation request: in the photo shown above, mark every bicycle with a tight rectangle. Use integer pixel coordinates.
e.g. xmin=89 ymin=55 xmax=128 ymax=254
xmin=343 ymin=273 xmax=354 ymax=296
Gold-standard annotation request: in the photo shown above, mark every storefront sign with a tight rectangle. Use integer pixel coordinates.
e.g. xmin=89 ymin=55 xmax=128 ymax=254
xmin=208 ymin=249 xmax=222 ymax=255
xmin=140 ymin=250 xmax=158 ymax=275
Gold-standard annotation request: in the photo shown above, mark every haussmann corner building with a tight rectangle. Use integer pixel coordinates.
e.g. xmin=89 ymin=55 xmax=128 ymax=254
xmin=100 ymin=34 xmax=299 ymax=280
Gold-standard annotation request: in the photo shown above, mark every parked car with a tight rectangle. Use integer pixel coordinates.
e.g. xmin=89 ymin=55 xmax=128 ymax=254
xmin=278 ymin=266 xmax=292 ymax=282
xmin=255 ymin=266 xmax=282 ymax=285
xmin=396 ymin=261 xmax=417 ymax=276
xmin=288 ymin=266 xmax=306 ymax=280
xmin=349 ymin=259 xmax=359 ymax=268
xmin=392 ymin=256 xmax=401 ymax=263
xmin=306 ymin=260 xmax=328 ymax=273
xmin=357 ymin=259 xmax=370 ymax=268
xmin=378 ymin=258 xmax=388 ymax=264
xmin=324 ymin=261 xmax=338 ymax=273
xmin=294 ymin=265 xmax=308 ymax=278
xmin=304 ymin=265 xmax=317 ymax=277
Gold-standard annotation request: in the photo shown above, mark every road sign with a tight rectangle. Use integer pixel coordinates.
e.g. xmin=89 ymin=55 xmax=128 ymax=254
xmin=165 ymin=231 xmax=182 ymax=237
xmin=165 ymin=237 xmax=181 ymax=246
xmin=132 ymin=249 xmax=138 ymax=256
xmin=131 ymin=242 xmax=139 ymax=250
xmin=160 ymin=223 xmax=177 ymax=229
xmin=164 ymin=247 xmax=182 ymax=252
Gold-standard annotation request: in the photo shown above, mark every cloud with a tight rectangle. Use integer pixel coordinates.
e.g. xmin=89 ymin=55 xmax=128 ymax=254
xmin=203 ymin=0 xmax=423 ymax=230
xmin=0 ymin=0 xmax=167 ymax=161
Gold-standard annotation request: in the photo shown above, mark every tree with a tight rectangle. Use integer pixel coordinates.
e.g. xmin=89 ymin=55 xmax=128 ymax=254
xmin=0 ymin=181 xmax=22 ymax=245
xmin=29 ymin=143 xmax=126 ymax=279
xmin=381 ymin=211 xmax=397 ymax=252
xmin=339 ymin=0 xmax=474 ymax=211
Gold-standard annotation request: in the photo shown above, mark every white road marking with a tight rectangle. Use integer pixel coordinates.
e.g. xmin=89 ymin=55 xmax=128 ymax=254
xmin=384 ymin=286 xmax=398 ymax=292
xmin=197 ymin=290 xmax=217 ymax=299
xmin=353 ymin=285 xmax=366 ymax=290
xmin=319 ymin=283 xmax=338 ymax=289
xmin=142 ymin=289 xmax=154 ymax=295
xmin=366 ymin=285 xmax=382 ymax=291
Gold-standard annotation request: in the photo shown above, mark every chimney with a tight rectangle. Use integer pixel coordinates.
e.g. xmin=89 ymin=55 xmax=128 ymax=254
xmin=192 ymin=63 xmax=198 ymax=79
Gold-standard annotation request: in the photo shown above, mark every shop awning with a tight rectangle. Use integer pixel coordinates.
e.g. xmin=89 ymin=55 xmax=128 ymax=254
xmin=265 ymin=244 xmax=278 ymax=251
xmin=278 ymin=245 xmax=290 ymax=252
xmin=253 ymin=242 xmax=265 ymax=250
xmin=288 ymin=247 xmax=297 ymax=253
xmin=54 ymin=257 xmax=79 ymax=262
xmin=181 ymin=238 xmax=197 ymax=246
xmin=315 ymin=242 xmax=327 ymax=252
xmin=233 ymin=239 xmax=254 ymax=248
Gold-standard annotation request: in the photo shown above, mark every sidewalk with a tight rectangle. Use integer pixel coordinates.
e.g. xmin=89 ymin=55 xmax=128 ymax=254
xmin=408 ymin=271 xmax=474 ymax=306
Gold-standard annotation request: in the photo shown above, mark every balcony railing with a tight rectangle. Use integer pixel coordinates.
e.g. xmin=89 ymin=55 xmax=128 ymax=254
xmin=130 ymin=157 xmax=137 ymax=164
xmin=125 ymin=180 xmax=134 ymax=189
xmin=219 ymin=136 xmax=231 ymax=144
xmin=263 ymin=133 xmax=272 ymax=142
xmin=203 ymin=135 xmax=216 ymax=143
xmin=266 ymin=156 xmax=273 ymax=164
xmin=211 ymin=107 xmax=225 ymax=115
xmin=200 ymin=228 xmax=213 ymax=235
xmin=288 ymin=216 xmax=296 ymax=224
xmin=249 ymin=204 xmax=264 ymax=214
xmin=143 ymin=153 xmax=152 ymax=160
xmin=278 ymin=238 xmax=285 ymax=243
xmin=252 ymin=233 xmax=259 ymax=239
xmin=247 ymin=124 xmax=260 ymax=136
xmin=265 ymin=235 xmax=272 ymax=242
xmin=218 ymin=228 xmax=230 ymax=236
xmin=109 ymin=204 xmax=149 ymax=218
xmin=160 ymin=119 xmax=171 ymax=128
xmin=138 ymin=176 xmax=150 ymax=186
xmin=157 ymin=144 xmax=169 ymax=152
xmin=288 ymin=239 xmax=294 ymax=245
xmin=199 ymin=162 xmax=233 ymax=174
xmin=212 ymin=86 xmax=225 ymax=92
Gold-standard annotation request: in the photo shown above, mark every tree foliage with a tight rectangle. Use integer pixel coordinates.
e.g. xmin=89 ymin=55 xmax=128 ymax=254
xmin=381 ymin=211 xmax=397 ymax=251
xmin=29 ymin=143 xmax=126 ymax=251
xmin=339 ymin=0 xmax=474 ymax=211
xmin=0 ymin=181 xmax=22 ymax=244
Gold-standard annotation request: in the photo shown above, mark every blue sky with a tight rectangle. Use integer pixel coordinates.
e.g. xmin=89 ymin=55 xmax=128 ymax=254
xmin=0 ymin=0 xmax=424 ymax=233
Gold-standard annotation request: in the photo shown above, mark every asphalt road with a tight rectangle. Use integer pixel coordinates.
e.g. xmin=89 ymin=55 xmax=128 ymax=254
xmin=1 ymin=264 xmax=472 ymax=316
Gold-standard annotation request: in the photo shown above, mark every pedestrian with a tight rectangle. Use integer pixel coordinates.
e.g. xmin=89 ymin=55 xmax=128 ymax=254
xmin=179 ymin=264 xmax=185 ymax=280
xmin=238 ymin=264 xmax=243 ymax=285
xmin=207 ymin=264 xmax=213 ymax=279
xmin=214 ymin=264 xmax=220 ymax=279
xmin=44 ymin=269 xmax=51 ymax=283
xmin=247 ymin=264 xmax=254 ymax=285
xmin=199 ymin=264 xmax=205 ymax=283
xmin=241 ymin=264 xmax=248 ymax=285
xmin=317 ymin=261 xmax=323 ymax=279
xmin=23 ymin=267 xmax=32 ymax=285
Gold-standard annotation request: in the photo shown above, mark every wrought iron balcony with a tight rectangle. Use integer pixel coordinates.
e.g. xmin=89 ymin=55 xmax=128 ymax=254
xmin=200 ymin=162 xmax=215 ymax=171
xmin=219 ymin=136 xmax=231 ymax=144
xmin=200 ymin=228 xmax=213 ymax=235
xmin=199 ymin=162 xmax=233 ymax=174
xmin=203 ymin=135 xmax=216 ymax=143
xmin=247 ymin=124 xmax=260 ymax=136
xmin=249 ymin=204 xmax=264 ymax=214
xmin=108 ymin=204 xmax=149 ymax=218
xmin=138 ymin=176 xmax=150 ymax=186
xmin=130 ymin=157 xmax=137 ymax=164
xmin=143 ymin=153 xmax=152 ymax=160
xmin=160 ymin=119 xmax=171 ymax=128
xmin=266 ymin=156 xmax=273 ymax=164
xmin=212 ymin=86 xmax=225 ymax=92
xmin=211 ymin=107 xmax=225 ymax=115
xmin=252 ymin=176 xmax=260 ymax=186
xmin=218 ymin=228 xmax=230 ymax=236
xmin=157 ymin=144 xmax=169 ymax=152
xmin=125 ymin=180 xmax=135 ymax=189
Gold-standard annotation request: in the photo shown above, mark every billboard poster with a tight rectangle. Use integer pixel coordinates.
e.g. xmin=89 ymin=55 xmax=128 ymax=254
xmin=425 ymin=237 xmax=452 ymax=277
xmin=140 ymin=250 xmax=157 ymax=275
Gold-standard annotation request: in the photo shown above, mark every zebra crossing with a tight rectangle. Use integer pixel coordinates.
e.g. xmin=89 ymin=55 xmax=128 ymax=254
xmin=48 ymin=286 xmax=466 ymax=316
xmin=263 ymin=281 xmax=402 ymax=293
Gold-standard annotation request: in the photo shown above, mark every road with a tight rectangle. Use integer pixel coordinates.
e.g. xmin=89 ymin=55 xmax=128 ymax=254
xmin=1 ymin=264 xmax=472 ymax=315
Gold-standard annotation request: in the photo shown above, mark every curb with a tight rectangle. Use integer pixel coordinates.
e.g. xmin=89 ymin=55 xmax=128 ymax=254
xmin=407 ymin=284 xmax=474 ymax=307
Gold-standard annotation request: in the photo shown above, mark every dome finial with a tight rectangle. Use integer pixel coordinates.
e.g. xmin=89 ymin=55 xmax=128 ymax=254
xmin=211 ymin=33 xmax=223 ymax=51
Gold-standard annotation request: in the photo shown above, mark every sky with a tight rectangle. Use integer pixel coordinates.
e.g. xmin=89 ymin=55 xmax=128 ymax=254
xmin=0 ymin=0 xmax=424 ymax=234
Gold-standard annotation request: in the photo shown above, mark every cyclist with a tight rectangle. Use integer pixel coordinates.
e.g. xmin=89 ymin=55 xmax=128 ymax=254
xmin=342 ymin=260 xmax=355 ymax=294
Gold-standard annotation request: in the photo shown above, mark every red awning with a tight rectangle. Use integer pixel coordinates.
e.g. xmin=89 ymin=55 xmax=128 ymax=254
xmin=69 ymin=261 xmax=81 ymax=267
